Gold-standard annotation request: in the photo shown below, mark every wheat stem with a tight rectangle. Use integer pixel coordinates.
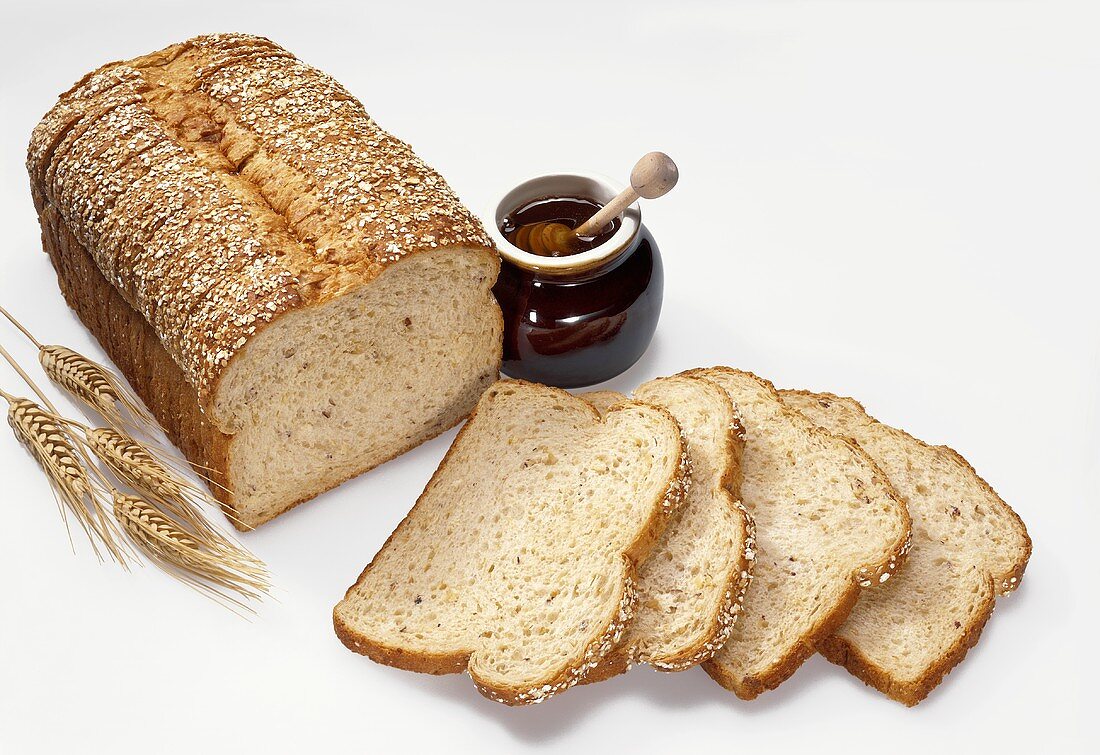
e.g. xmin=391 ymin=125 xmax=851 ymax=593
xmin=0 ymin=304 xmax=43 ymax=348
xmin=0 ymin=342 xmax=52 ymax=409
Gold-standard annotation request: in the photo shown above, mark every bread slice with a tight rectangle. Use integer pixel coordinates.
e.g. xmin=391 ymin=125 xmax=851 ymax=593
xmin=333 ymin=380 xmax=691 ymax=705
xmin=687 ymin=368 xmax=911 ymax=699
xmin=580 ymin=377 xmax=755 ymax=677
xmin=779 ymin=390 xmax=1031 ymax=705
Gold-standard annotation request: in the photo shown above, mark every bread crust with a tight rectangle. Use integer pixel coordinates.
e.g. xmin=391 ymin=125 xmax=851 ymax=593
xmin=40 ymin=201 xmax=233 ymax=494
xmin=684 ymin=368 xmax=912 ymax=700
xmin=333 ymin=380 xmax=691 ymax=705
xmin=780 ymin=389 xmax=1031 ymax=705
xmin=816 ymin=578 xmax=997 ymax=707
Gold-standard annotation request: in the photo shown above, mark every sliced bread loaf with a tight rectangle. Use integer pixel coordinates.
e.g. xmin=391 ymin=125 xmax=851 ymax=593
xmin=581 ymin=376 xmax=755 ymax=676
xmin=779 ymin=390 xmax=1031 ymax=705
xmin=687 ymin=368 xmax=911 ymax=699
xmin=31 ymin=34 xmax=502 ymax=529
xmin=333 ymin=380 xmax=690 ymax=705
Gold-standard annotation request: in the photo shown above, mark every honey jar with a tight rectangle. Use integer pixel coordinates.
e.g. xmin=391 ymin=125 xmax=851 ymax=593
xmin=487 ymin=172 xmax=663 ymax=388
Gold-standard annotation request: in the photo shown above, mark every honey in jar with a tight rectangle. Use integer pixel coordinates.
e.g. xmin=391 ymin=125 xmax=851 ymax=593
xmin=500 ymin=196 xmax=621 ymax=257
xmin=488 ymin=179 xmax=662 ymax=388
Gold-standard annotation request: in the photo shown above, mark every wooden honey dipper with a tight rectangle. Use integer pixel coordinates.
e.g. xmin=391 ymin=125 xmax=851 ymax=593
xmin=511 ymin=152 xmax=679 ymax=256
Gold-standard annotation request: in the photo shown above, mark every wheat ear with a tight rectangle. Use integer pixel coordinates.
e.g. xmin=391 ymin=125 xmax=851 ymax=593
xmin=1 ymin=305 xmax=240 ymax=506
xmin=1 ymin=304 xmax=158 ymax=434
xmin=83 ymin=426 xmax=262 ymax=565
xmin=112 ymin=492 xmax=270 ymax=605
xmin=38 ymin=344 xmax=158 ymax=431
xmin=3 ymin=393 xmax=128 ymax=564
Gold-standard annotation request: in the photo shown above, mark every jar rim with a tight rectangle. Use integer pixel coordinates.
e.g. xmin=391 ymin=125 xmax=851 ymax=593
xmin=485 ymin=171 xmax=641 ymax=276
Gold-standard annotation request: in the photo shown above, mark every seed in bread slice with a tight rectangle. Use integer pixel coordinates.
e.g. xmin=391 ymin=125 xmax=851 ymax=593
xmin=581 ymin=376 xmax=756 ymax=676
xmin=333 ymin=380 xmax=691 ymax=705
xmin=779 ymin=390 xmax=1031 ymax=706
xmin=688 ymin=367 xmax=912 ymax=700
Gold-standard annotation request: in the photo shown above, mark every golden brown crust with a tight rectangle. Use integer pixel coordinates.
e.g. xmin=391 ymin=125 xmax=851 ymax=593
xmin=333 ymin=381 xmax=690 ymax=705
xmin=779 ymin=388 xmax=1031 ymax=705
xmin=28 ymin=33 xmax=495 ymax=415
xmin=683 ymin=367 xmax=912 ymax=700
xmin=39 ymin=201 xmax=233 ymax=500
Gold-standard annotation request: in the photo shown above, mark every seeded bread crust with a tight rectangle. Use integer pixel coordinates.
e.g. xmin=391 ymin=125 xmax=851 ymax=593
xmin=333 ymin=380 xmax=692 ymax=705
xmin=40 ymin=201 xmax=231 ymax=497
xmin=780 ymin=389 xmax=1031 ymax=706
xmin=686 ymin=368 xmax=912 ymax=700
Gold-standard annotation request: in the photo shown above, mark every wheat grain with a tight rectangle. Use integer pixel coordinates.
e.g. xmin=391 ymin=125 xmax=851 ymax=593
xmin=39 ymin=345 xmax=119 ymax=416
xmin=86 ymin=427 xmax=184 ymax=502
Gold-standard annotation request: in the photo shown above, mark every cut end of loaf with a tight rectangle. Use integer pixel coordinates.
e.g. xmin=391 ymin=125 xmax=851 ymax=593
xmin=213 ymin=248 xmax=502 ymax=529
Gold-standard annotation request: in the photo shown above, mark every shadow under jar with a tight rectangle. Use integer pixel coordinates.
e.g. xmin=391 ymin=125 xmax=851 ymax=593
xmin=487 ymin=173 xmax=663 ymax=388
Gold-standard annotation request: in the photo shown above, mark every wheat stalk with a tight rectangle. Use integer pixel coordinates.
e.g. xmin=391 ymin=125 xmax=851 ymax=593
xmin=0 ymin=317 xmax=270 ymax=608
xmin=3 ymin=394 xmax=128 ymax=564
xmin=113 ymin=492 xmax=270 ymax=605
xmin=38 ymin=343 xmax=163 ymax=435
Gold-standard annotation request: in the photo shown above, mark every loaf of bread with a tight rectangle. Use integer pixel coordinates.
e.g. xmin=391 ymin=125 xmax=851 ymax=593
xmin=28 ymin=34 xmax=503 ymax=528
xmin=333 ymin=380 xmax=691 ymax=705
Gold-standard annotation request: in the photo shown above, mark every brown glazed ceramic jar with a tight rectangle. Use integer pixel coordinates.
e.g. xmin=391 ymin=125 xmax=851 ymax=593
xmin=487 ymin=173 xmax=663 ymax=388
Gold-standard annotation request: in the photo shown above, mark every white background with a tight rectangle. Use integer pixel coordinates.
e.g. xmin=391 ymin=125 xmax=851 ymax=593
xmin=0 ymin=1 xmax=1095 ymax=752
